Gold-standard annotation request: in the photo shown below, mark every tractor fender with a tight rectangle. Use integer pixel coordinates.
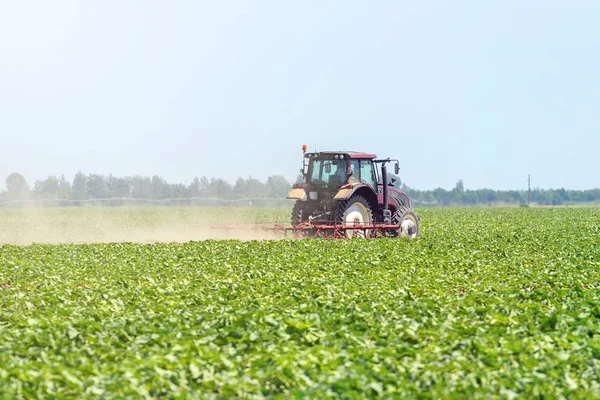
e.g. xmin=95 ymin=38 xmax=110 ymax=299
xmin=387 ymin=194 xmax=402 ymax=209
xmin=385 ymin=195 xmax=410 ymax=215
xmin=390 ymin=190 xmax=411 ymax=209
xmin=334 ymin=184 xmax=378 ymax=209
xmin=333 ymin=183 xmax=368 ymax=200
xmin=333 ymin=188 xmax=353 ymax=200
xmin=380 ymin=187 xmax=411 ymax=210
xmin=286 ymin=188 xmax=307 ymax=201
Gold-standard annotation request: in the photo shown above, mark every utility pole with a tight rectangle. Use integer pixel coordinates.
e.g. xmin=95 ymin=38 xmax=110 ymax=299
xmin=528 ymin=174 xmax=531 ymax=207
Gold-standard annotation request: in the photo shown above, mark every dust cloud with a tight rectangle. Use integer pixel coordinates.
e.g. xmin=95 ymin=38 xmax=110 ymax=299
xmin=0 ymin=207 xmax=289 ymax=245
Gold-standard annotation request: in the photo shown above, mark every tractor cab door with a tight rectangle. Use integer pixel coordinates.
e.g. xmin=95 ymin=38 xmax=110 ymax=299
xmin=348 ymin=159 xmax=377 ymax=190
xmin=348 ymin=160 xmax=360 ymax=184
xmin=359 ymin=159 xmax=376 ymax=189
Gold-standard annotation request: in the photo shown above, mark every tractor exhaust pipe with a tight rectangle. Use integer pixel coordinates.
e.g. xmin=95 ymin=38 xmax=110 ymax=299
xmin=381 ymin=163 xmax=391 ymax=223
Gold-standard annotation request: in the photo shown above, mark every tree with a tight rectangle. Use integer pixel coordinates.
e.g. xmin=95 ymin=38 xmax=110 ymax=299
xmin=72 ymin=172 xmax=87 ymax=200
xmin=455 ymin=179 xmax=464 ymax=193
xmin=435 ymin=187 xmax=448 ymax=205
xmin=131 ymin=176 xmax=153 ymax=198
xmin=233 ymin=177 xmax=268 ymax=199
xmin=245 ymin=178 xmax=268 ymax=198
xmin=33 ymin=175 xmax=60 ymax=198
xmin=189 ymin=177 xmax=201 ymax=197
xmin=461 ymin=190 xmax=479 ymax=205
xmin=151 ymin=175 xmax=169 ymax=199
xmin=86 ymin=174 xmax=110 ymax=199
xmin=188 ymin=176 xmax=211 ymax=197
xmin=266 ymin=175 xmax=291 ymax=198
xmin=170 ymin=183 xmax=188 ymax=198
xmin=206 ymin=178 xmax=232 ymax=199
xmin=57 ymin=175 xmax=72 ymax=199
xmin=481 ymin=189 xmax=498 ymax=206
xmin=107 ymin=175 xmax=131 ymax=198
xmin=5 ymin=173 xmax=29 ymax=200
xmin=233 ymin=177 xmax=248 ymax=198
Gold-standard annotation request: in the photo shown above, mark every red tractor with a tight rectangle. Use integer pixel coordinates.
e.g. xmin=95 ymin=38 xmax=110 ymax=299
xmin=286 ymin=146 xmax=419 ymax=239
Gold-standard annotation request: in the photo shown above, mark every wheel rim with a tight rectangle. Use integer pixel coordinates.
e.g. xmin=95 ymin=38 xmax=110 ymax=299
xmin=343 ymin=202 xmax=371 ymax=238
xmin=399 ymin=214 xmax=418 ymax=238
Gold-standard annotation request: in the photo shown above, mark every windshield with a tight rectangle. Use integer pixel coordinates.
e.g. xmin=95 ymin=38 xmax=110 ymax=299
xmin=309 ymin=159 xmax=347 ymax=186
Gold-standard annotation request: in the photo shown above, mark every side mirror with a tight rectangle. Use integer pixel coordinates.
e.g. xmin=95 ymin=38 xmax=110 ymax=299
xmin=394 ymin=163 xmax=400 ymax=175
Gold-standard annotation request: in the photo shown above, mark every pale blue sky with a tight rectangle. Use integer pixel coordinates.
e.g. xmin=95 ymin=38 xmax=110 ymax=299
xmin=0 ymin=1 xmax=598 ymax=190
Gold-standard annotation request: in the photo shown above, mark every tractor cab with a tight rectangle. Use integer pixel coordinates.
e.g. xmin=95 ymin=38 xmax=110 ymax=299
xmin=306 ymin=156 xmax=348 ymax=188
xmin=302 ymin=151 xmax=381 ymax=189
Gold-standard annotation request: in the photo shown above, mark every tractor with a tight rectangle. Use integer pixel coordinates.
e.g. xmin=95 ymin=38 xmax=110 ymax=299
xmin=286 ymin=145 xmax=420 ymax=239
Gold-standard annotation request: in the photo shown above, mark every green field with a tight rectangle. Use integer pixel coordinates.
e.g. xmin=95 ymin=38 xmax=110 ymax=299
xmin=1 ymin=207 xmax=600 ymax=398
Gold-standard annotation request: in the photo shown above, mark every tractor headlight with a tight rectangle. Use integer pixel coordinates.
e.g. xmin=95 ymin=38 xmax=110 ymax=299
xmin=309 ymin=191 xmax=318 ymax=200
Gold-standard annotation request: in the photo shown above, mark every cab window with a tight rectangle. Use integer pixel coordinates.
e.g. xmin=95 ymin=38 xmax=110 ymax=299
xmin=309 ymin=159 xmax=346 ymax=185
xmin=359 ymin=160 xmax=375 ymax=186
xmin=349 ymin=160 xmax=360 ymax=183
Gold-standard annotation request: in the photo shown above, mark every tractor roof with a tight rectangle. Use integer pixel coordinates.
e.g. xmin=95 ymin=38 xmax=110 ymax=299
xmin=311 ymin=151 xmax=377 ymax=159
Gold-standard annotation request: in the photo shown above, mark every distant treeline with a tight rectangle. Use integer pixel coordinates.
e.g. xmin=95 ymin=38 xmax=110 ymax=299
xmin=1 ymin=172 xmax=599 ymax=207
xmin=402 ymin=179 xmax=600 ymax=207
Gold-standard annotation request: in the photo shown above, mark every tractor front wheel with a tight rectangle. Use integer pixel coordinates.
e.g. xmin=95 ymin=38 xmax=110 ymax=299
xmin=391 ymin=207 xmax=419 ymax=238
xmin=291 ymin=201 xmax=314 ymax=238
xmin=291 ymin=201 xmax=307 ymax=227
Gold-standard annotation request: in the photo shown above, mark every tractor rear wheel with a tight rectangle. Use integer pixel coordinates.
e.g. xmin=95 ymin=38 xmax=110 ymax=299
xmin=391 ymin=206 xmax=419 ymax=238
xmin=334 ymin=195 xmax=373 ymax=238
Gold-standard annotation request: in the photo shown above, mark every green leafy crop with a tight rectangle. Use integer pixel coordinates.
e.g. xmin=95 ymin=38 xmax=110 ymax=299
xmin=1 ymin=207 xmax=599 ymax=398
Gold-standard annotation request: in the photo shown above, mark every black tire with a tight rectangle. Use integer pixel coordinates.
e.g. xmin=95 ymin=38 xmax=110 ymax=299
xmin=291 ymin=201 xmax=307 ymax=226
xmin=334 ymin=194 xmax=373 ymax=238
xmin=391 ymin=206 xmax=419 ymax=238
xmin=391 ymin=193 xmax=411 ymax=209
